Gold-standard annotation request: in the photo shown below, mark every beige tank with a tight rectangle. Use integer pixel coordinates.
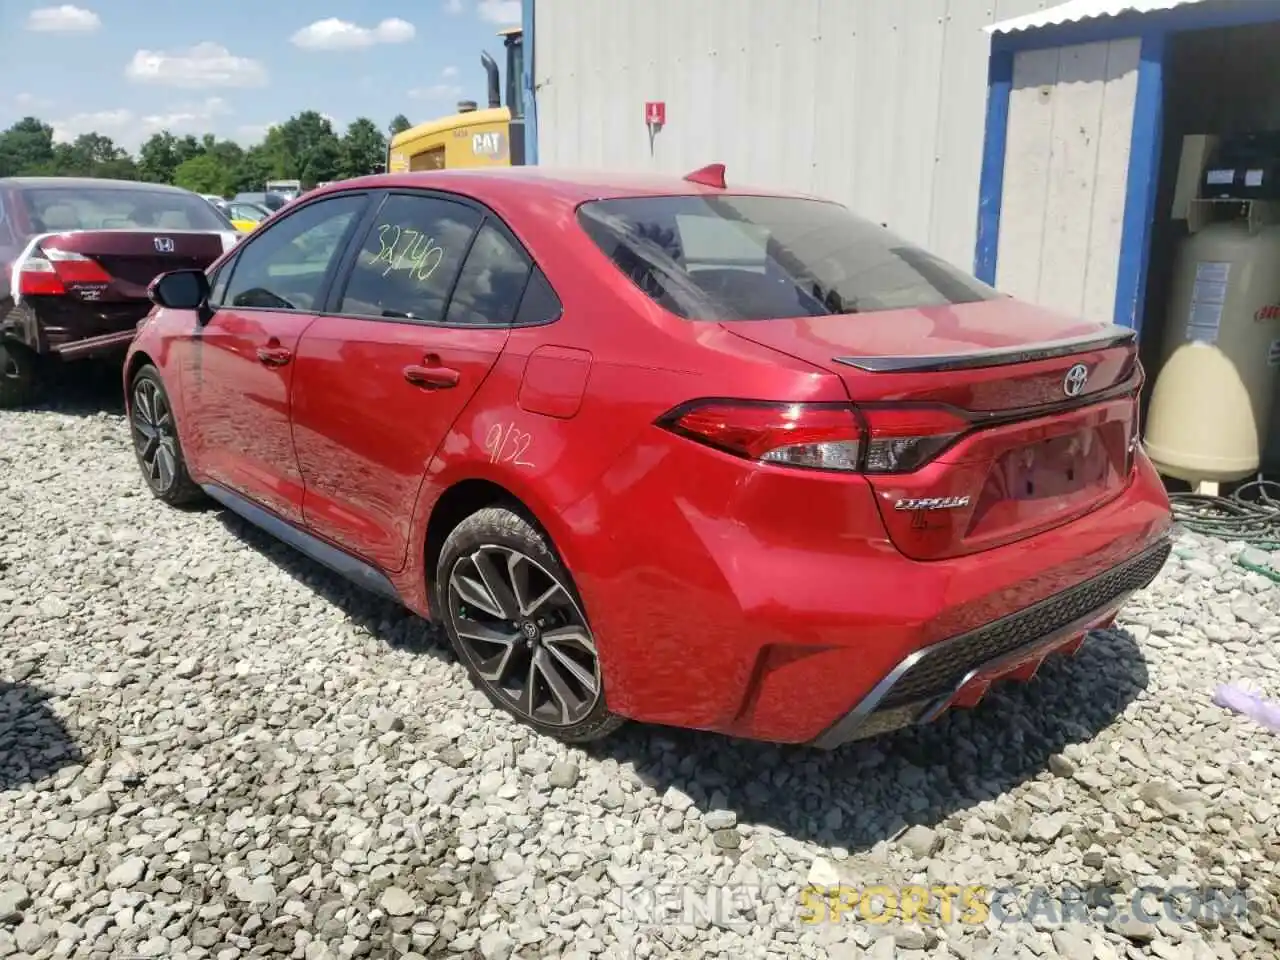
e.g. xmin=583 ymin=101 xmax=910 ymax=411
xmin=1144 ymin=218 xmax=1280 ymax=484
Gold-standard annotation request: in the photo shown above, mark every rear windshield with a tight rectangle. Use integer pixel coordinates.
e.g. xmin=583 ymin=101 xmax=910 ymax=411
xmin=19 ymin=186 xmax=232 ymax=233
xmin=577 ymin=195 xmax=1003 ymax=321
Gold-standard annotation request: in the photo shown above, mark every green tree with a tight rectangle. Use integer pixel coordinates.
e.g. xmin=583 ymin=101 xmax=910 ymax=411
xmin=389 ymin=114 xmax=412 ymax=137
xmin=1 ymin=111 xmax=393 ymax=189
xmin=340 ymin=118 xmax=387 ymax=178
xmin=173 ymin=154 xmax=232 ymax=196
xmin=138 ymin=132 xmax=179 ymax=183
xmin=0 ymin=117 xmax=55 ymax=177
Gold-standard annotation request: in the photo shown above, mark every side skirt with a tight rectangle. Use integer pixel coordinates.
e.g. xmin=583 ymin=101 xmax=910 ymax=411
xmin=201 ymin=483 xmax=404 ymax=605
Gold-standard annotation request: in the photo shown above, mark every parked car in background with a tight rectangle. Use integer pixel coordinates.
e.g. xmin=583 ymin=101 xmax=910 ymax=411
xmin=125 ymin=166 xmax=1172 ymax=746
xmin=0 ymin=177 xmax=240 ymax=407
xmin=233 ymin=191 xmax=291 ymax=213
xmin=213 ymin=199 xmax=273 ymax=233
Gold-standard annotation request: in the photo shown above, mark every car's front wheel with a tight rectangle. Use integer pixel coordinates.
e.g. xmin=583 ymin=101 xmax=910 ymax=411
xmin=437 ymin=506 xmax=624 ymax=743
xmin=129 ymin=364 xmax=204 ymax=506
xmin=0 ymin=341 xmax=38 ymax=409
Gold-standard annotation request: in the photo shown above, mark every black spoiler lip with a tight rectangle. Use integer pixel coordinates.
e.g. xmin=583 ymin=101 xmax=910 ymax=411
xmin=833 ymin=325 xmax=1136 ymax=374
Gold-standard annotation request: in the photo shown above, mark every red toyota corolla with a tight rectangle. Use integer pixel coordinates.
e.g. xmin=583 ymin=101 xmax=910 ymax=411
xmin=124 ymin=165 xmax=1173 ymax=748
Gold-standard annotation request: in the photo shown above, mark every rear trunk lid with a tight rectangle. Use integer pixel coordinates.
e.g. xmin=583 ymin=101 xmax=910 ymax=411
xmin=722 ymin=300 xmax=1143 ymax=561
xmin=23 ymin=229 xmax=234 ymax=304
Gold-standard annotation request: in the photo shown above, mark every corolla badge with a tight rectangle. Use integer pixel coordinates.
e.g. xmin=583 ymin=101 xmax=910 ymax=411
xmin=893 ymin=496 xmax=971 ymax=511
xmin=1063 ymin=363 xmax=1089 ymax=397
xmin=154 ymin=237 xmax=175 ymax=253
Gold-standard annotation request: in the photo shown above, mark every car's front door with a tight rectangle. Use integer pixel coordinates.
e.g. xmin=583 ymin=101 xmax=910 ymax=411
xmin=289 ymin=191 xmax=532 ymax=571
xmin=181 ymin=192 xmax=369 ymax=524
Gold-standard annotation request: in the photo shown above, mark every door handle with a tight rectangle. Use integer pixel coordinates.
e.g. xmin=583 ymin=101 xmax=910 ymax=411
xmin=257 ymin=346 xmax=293 ymax=366
xmin=403 ymin=364 xmax=460 ymax=389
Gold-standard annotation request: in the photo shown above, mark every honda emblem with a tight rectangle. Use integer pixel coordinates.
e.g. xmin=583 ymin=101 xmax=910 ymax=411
xmin=154 ymin=237 xmax=175 ymax=253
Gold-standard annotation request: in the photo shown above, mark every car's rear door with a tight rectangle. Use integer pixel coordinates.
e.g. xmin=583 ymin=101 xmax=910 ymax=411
xmin=289 ymin=190 xmax=529 ymax=572
xmin=180 ymin=192 xmax=371 ymax=524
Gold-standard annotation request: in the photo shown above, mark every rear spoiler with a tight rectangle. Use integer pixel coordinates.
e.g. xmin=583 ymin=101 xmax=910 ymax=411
xmin=8 ymin=229 xmax=240 ymax=307
xmin=833 ymin=325 xmax=1137 ymax=374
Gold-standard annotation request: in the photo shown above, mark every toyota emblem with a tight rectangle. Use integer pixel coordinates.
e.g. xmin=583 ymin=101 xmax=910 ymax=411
xmin=154 ymin=237 xmax=175 ymax=253
xmin=1063 ymin=363 xmax=1089 ymax=398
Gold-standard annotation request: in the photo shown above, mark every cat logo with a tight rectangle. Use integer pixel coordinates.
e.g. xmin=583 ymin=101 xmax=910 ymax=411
xmin=471 ymin=131 xmax=506 ymax=159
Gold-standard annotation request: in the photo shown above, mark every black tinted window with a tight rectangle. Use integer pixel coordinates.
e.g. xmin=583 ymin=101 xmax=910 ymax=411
xmin=338 ymin=194 xmax=480 ymax=322
xmin=515 ymin=268 xmax=561 ymax=325
xmin=444 ymin=222 xmax=531 ymax=326
xmin=223 ymin=194 xmax=365 ymax=312
xmin=577 ymin=195 xmax=1001 ymax=321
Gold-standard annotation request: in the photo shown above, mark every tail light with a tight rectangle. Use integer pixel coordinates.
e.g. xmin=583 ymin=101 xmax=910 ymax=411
xmin=17 ymin=247 xmax=112 ymax=297
xmin=658 ymin=400 xmax=970 ymax=474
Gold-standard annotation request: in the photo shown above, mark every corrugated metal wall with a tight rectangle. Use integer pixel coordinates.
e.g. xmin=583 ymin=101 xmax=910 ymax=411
xmin=532 ymin=0 xmax=1053 ymax=271
xmin=995 ymin=38 xmax=1141 ymax=322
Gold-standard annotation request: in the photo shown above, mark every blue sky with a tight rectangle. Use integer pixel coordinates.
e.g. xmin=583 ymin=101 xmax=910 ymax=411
xmin=0 ymin=1 xmax=522 ymax=150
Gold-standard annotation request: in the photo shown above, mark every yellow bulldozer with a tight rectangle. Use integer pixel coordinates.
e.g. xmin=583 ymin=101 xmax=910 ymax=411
xmin=387 ymin=27 xmax=526 ymax=172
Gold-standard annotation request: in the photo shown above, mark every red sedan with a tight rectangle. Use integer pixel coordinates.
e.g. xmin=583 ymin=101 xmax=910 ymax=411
xmin=124 ymin=165 xmax=1173 ymax=748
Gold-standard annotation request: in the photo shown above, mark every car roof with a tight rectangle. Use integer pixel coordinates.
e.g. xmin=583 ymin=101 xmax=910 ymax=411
xmin=0 ymin=176 xmax=196 ymax=195
xmin=307 ymin=167 xmax=824 ymax=217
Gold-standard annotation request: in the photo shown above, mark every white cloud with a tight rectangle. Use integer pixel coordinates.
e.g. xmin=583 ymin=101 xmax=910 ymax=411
xmin=444 ymin=0 xmax=463 ymax=13
xmin=26 ymin=4 xmax=100 ymax=32
xmin=409 ymin=65 xmax=466 ymax=102
xmin=234 ymin=122 xmax=276 ymax=145
xmin=13 ymin=92 xmax=54 ymax=110
xmin=125 ymin=42 xmax=268 ymax=89
xmin=51 ymin=98 xmax=233 ymax=149
xmin=290 ymin=17 xmax=415 ymax=51
xmin=410 ymin=84 xmax=464 ymax=102
xmin=477 ymin=0 xmax=521 ymax=25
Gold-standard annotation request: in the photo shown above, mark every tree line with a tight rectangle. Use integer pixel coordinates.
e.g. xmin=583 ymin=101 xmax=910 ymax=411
xmin=0 ymin=112 xmax=417 ymax=197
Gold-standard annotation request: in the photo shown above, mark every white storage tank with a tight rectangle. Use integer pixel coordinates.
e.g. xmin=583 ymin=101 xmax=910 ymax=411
xmin=1144 ymin=212 xmax=1280 ymax=485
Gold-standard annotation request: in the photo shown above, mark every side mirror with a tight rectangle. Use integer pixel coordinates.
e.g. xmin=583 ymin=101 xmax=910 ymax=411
xmin=149 ymin=269 xmax=210 ymax=311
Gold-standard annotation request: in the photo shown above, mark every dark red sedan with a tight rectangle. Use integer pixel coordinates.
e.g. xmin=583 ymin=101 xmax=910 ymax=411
xmin=124 ymin=165 xmax=1173 ymax=747
xmin=0 ymin=177 xmax=240 ymax=406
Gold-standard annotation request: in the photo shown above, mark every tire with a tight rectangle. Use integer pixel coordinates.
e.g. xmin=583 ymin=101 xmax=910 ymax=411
xmin=128 ymin=364 xmax=204 ymax=506
xmin=0 ymin=341 xmax=38 ymax=409
xmin=437 ymin=506 xmax=624 ymax=743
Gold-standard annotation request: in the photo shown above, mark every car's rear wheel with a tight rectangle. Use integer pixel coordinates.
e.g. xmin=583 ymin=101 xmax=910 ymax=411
xmin=129 ymin=364 xmax=204 ymax=506
xmin=437 ymin=507 xmax=624 ymax=743
xmin=0 ymin=341 xmax=38 ymax=409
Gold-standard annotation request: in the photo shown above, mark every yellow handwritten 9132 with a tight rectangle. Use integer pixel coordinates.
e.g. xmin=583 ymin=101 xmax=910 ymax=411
xmin=372 ymin=224 xmax=445 ymax=282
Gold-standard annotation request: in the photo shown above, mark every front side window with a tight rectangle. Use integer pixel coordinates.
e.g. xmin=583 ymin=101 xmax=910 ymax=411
xmin=337 ymin=194 xmax=481 ymax=322
xmin=19 ymin=186 xmax=233 ymax=233
xmin=444 ymin=222 xmax=531 ymax=326
xmin=221 ymin=194 xmax=366 ymax=312
xmin=577 ymin=195 xmax=1003 ymax=321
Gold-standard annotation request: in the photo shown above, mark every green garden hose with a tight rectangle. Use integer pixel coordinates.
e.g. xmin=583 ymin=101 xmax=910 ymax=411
xmin=1168 ymin=479 xmax=1280 ymax=579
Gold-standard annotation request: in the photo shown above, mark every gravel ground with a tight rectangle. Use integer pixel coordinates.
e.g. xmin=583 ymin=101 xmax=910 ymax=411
xmin=1 ymin=380 xmax=1279 ymax=960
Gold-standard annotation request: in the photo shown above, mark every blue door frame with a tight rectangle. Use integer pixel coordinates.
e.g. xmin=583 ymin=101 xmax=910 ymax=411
xmin=521 ymin=0 xmax=539 ymax=165
xmin=974 ymin=1 xmax=1280 ymax=338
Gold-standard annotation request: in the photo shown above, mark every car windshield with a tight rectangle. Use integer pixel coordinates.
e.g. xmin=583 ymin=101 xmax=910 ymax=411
xmin=577 ymin=195 xmax=1003 ymax=321
xmin=20 ymin=186 xmax=232 ymax=233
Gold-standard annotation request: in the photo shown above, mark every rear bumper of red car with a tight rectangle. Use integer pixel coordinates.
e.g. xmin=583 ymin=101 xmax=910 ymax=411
xmin=806 ymin=536 xmax=1170 ymax=749
xmin=577 ymin=434 xmax=1174 ymax=745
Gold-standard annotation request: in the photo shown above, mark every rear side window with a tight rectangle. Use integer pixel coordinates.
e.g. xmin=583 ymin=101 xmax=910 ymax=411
xmin=577 ymin=195 xmax=1002 ymax=321
xmin=444 ymin=222 xmax=531 ymax=326
xmin=337 ymin=194 xmax=481 ymax=322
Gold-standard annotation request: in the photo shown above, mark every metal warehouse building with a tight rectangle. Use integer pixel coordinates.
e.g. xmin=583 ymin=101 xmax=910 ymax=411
xmin=520 ymin=0 xmax=1280 ymax=480
xmin=522 ymin=0 xmax=1059 ymax=275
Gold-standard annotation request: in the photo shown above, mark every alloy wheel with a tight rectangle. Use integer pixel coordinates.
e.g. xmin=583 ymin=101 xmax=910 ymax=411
xmin=445 ymin=544 xmax=602 ymax=727
xmin=131 ymin=378 xmax=178 ymax=492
